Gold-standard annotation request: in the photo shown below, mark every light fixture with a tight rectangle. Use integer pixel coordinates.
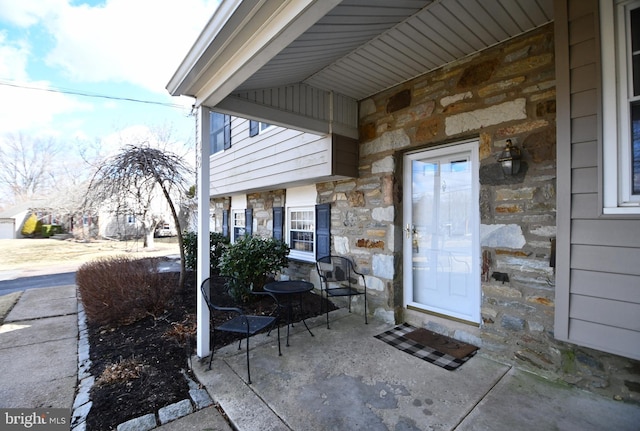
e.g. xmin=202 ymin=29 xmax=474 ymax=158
xmin=498 ymin=139 xmax=521 ymax=176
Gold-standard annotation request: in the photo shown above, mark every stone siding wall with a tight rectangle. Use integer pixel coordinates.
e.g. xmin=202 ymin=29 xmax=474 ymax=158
xmin=247 ymin=190 xmax=285 ymax=238
xmin=210 ymin=197 xmax=228 ymax=234
xmin=320 ymin=22 xmax=637 ymax=398
xmin=207 ymin=23 xmax=639 ymax=399
xmin=343 ymin=24 xmax=558 ymax=333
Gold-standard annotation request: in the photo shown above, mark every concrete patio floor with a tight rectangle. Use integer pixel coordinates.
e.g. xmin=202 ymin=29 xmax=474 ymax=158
xmin=192 ymin=309 xmax=640 ymax=431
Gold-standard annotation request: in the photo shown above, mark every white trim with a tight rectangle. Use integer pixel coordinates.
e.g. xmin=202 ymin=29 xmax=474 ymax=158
xmin=402 ymin=140 xmax=481 ymax=324
xmin=286 ymin=206 xmax=315 ymax=262
xmin=231 ymin=194 xmax=247 ymax=210
xmin=166 ymin=0 xmax=243 ymax=95
xmin=286 ymin=185 xmax=316 ymax=206
xmin=230 ymin=194 xmax=247 ymax=243
xmin=285 ymin=185 xmax=317 ymax=262
xmin=192 ymin=0 xmax=341 ymax=108
xmin=196 ymin=106 xmax=211 ymax=358
xmin=258 ymin=122 xmax=274 ymax=134
xmin=601 ymin=0 xmax=640 ymax=214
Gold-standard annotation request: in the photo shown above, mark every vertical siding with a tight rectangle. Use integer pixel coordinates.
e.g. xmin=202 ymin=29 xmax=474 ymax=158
xmin=557 ymin=0 xmax=640 ymax=360
xmin=233 ymin=84 xmax=358 ymax=131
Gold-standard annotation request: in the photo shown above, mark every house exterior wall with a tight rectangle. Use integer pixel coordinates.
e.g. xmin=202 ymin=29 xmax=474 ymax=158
xmin=99 ymin=212 xmax=144 ymax=239
xmin=339 ymin=22 xmax=559 ymax=353
xmin=210 ymin=118 xmax=348 ymax=197
xmin=351 ymin=20 xmax=638 ymax=401
xmin=207 ymin=20 xmax=639 ymax=401
xmin=556 ymin=0 xmax=640 ymax=358
xmin=554 ymin=0 xmax=640 ymax=399
xmin=0 ymin=218 xmax=15 ymax=239
xmin=9 ymin=210 xmax=28 ymax=239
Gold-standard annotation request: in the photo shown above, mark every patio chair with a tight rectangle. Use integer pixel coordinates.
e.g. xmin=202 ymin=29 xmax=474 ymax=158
xmin=200 ymin=277 xmax=281 ymax=384
xmin=316 ymin=255 xmax=368 ymax=329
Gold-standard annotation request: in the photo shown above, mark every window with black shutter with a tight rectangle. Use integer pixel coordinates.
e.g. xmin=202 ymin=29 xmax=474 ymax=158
xmin=249 ymin=120 xmax=259 ymax=137
xmin=273 ymin=207 xmax=284 ymax=241
xmin=222 ymin=210 xmax=229 ymax=238
xmin=223 ymin=114 xmax=231 ymax=150
xmin=315 ymin=203 xmax=331 ymax=259
xmin=249 ymin=120 xmax=272 ymax=137
xmin=245 ymin=208 xmax=253 ymax=236
xmin=211 ymin=112 xmax=231 ymax=153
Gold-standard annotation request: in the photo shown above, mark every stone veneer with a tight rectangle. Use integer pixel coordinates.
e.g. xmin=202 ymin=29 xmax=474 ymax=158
xmin=330 ymin=24 xmax=559 ymax=345
xmin=210 ymin=23 xmax=639 ymax=402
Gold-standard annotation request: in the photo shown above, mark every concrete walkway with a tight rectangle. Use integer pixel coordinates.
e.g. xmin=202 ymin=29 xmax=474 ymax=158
xmin=0 ymin=285 xmax=78 ymax=409
xmin=1 ymin=286 xmax=639 ymax=430
xmin=193 ymin=309 xmax=640 ymax=431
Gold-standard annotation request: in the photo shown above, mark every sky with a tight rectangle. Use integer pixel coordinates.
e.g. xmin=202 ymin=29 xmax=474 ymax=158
xmin=0 ymin=0 xmax=219 ymax=151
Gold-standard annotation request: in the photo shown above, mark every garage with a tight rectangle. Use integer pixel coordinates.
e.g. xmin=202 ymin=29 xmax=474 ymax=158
xmin=0 ymin=219 xmax=15 ymax=240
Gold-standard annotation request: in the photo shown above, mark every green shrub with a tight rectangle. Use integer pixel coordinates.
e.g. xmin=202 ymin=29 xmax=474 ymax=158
xmin=41 ymin=224 xmax=63 ymax=238
xmin=21 ymin=213 xmax=40 ymax=237
xmin=182 ymin=231 xmax=230 ymax=273
xmin=76 ymin=256 xmax=177 ymax=326
xmin=219 ymin=235 xmax=290 ymax=302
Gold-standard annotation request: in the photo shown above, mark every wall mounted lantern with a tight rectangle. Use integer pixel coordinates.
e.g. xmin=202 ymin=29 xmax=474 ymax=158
xmin=498 ymin=139 xmax=521 ymax=176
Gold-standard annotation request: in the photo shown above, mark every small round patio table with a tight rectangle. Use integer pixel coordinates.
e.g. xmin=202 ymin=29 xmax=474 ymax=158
xmin=264 ymin=280 xmax=315 ymax=346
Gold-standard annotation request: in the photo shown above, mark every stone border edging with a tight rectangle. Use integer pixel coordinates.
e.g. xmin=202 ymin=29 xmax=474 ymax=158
xmin=70 ymin=293 xmax=213 ymax=431
xmin=71 ymin=298 xmax=92 ymax=431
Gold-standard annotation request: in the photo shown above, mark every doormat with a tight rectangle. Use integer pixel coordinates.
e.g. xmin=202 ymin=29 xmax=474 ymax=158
xmin=374 ymin=323 xmax=479 ymax=371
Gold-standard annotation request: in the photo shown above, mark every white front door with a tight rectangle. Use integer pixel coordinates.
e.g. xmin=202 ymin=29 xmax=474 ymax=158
xmin=403 ymin=141 xmax=480 ymax=324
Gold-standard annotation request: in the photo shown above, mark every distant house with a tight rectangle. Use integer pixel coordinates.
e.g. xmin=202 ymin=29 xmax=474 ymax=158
xmin=168 ymin=0 xmax=640 ymax=401
xmin=94 ymin=186 xmax=183 ymax=240
xmin=0 ymin=188 xmax=181 ymax=241
xmin=0 ymin=199 xmax=50 ymax=239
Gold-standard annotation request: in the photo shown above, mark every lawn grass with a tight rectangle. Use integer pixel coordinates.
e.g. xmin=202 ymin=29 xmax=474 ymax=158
xmin=0 ymin=237 xmax=180 ymax=272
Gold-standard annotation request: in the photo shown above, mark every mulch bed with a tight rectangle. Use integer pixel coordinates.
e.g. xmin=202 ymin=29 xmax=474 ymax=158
xmin=85 ymin=271 xmax=335 ymax=431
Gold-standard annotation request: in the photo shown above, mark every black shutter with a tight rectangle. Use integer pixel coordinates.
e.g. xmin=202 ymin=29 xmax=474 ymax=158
xmin=222 ymin=210 xmax=229 ymax=238
xmin=315 ymin=203 xmax=331 ymax=259
xmin=273 ymin=207 xmax=284 ymax=241
xmin=249 ymin=120 xmax=259 ymax=137
xmin=209 ymin=111 xmax=215 ymax=154
xmin=245 ymin=208 xmax=253 ymax=236
xmin=224 ymin=115 xmax=231 ymax=149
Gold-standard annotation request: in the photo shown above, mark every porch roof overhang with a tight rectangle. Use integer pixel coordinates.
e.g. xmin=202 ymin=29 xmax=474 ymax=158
xmin=167 ymin=0 xmax=554 ymax=137
xmin=174 ymin=0 xmax=556 ymax=359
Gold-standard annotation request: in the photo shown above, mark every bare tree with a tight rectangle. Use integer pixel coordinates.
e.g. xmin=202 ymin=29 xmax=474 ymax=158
xmin=85 ymin=143 xmax=193 ymax=288
xmin=0 ymin=133 xmax=62 ymax=205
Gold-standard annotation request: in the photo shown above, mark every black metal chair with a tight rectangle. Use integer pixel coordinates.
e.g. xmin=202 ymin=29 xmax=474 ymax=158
xmin=200 ymin=277 xmax=281 ymax=384
xmin=316 ymin=255 xmax=368 ymax=329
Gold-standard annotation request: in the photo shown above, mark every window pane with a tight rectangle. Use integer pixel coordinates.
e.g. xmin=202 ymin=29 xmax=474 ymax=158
xmin=233 ymin=212 xmax=245 ymax=239
xmin=210 ymin=112 xmax=228 ymax=154
xmin=233 ymin=212 xmax=245 ymax=227
xmin=631 ymin=7 xmax=640 ymax=52
xmin=632 ymin=102 xmax=640 ymax=194
xmin=632 ymin=7 xmax=640 ymax=96
xmin=634 ymin=54 xmax=640 ymax=97
xmin=288 ymin=209 xmax=314 ymax=252
xmin=290 ymin=231 xmax=314 ymax=251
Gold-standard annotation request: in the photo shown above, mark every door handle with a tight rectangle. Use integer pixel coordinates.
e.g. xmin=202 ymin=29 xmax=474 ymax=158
xmin=405 ymin=224 xmax=416 ymax=239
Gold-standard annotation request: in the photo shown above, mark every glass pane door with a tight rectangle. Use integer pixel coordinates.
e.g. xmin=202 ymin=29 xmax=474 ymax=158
xmin=403 ymin=142 xmax=480 ymax=323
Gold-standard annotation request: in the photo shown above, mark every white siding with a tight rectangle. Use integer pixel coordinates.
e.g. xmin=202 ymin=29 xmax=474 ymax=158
xmin=210 ymin=118 xmax=354 ymax=197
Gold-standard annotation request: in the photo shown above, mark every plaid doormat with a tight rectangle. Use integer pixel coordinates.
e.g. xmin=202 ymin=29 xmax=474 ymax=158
xmin=374 ymin=323 xmax=478 ymax=371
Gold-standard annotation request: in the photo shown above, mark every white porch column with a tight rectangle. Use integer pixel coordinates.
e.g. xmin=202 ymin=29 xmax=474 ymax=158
xmin=196 ymin=106 xmax=211 ymax=357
